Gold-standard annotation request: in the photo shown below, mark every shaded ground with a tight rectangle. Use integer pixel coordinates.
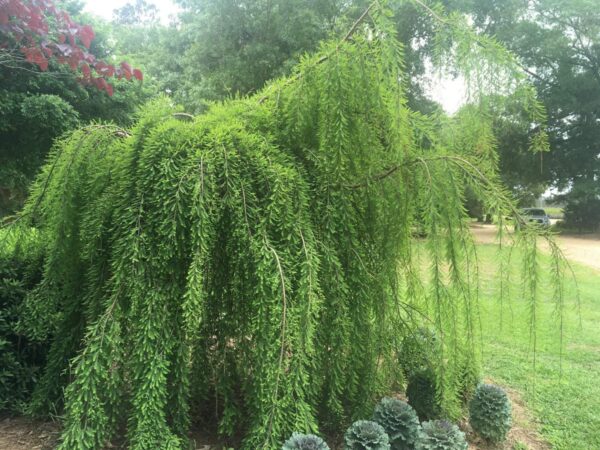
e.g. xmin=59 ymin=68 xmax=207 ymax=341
xmin=470 ymin=223 xmax=600 ymax=271
xmin=0 ymin=417 xmax=60 ymax=450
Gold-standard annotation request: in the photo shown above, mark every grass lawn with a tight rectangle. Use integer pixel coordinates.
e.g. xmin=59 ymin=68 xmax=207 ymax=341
xmin=475 ymin=244 xmax=600 ymax=450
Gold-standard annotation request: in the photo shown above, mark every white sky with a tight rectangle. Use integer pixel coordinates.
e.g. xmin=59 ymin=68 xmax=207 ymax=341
xmin=83 ymin=0 xmax=179 ymax=23
xmin=429 ymin=75 xmax=466 ymax=114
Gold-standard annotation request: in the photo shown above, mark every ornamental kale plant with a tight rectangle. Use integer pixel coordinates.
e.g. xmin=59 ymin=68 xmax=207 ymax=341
xmin=344 ymin=420 xmax=390 ymax=450
xmin=469 ymin=383 xmax=512 ymax=443
xmin=282 ymin=432 xmax=330 ymax=450
xmin=416 ymin=420 xmax=468 ymax=450
xmin=373 ymin=397 xmax=420 ymax=450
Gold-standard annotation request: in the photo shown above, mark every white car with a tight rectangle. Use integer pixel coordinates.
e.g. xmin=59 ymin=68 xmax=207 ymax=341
xmin=515 ymin=208 xmax=550 ymax=230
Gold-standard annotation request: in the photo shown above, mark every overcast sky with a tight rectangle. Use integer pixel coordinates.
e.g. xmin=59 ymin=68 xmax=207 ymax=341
xmin=83 ymin=0 xmax=179 ymax=23
xmin=82 ymin=0 xmax=464 ymax=113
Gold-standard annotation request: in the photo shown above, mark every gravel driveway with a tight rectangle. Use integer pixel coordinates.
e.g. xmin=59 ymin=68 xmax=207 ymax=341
xmin=470 ymin=224 xmax=600 ymax=272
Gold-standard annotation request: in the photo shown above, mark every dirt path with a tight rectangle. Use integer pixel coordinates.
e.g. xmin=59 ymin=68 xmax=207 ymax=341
xmin=471 ymin=224 xmax=600 ymax=271
xmin=0 ymin=417 xmax=60 ymax=450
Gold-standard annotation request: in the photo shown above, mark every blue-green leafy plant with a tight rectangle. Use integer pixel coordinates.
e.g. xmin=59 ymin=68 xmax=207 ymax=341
xmin=344 ymin=420 xmax=390 ymax=450
xmin=469 ymin=383 xmax=512 ymax=443
xmin=282 ymin=432 xmax=330 ymax=450
xmin=373 ymin=397 xmax=420 ymax=450
xmin=415 ymin=420 xmax=468 ymax=450
xmin=406 ymin=368 xmax=441 ymax=421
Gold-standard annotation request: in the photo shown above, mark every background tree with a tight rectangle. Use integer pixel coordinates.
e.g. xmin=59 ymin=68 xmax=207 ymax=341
xmin=0 ymin=0 xmax=150 ymax=215
xmin=446 ymin=0 xmax=600 ymax=219
xmin=113 ymin=0 xmax=158 ymax=25
xmin=169 ymin=0 xmax=345 ymax=110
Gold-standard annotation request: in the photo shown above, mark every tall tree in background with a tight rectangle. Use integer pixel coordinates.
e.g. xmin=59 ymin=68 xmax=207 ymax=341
xmin=113 ymin=0 xmax=158 ymax=25
xmin=171 ymin=0 xmax=344 ymax=110
xmin=447 ymin=0 xmax=600 ymax=224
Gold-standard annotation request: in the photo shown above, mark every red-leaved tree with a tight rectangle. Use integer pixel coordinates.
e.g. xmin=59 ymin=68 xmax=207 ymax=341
xmin=0 ymin=0 xmax=142 ymax=95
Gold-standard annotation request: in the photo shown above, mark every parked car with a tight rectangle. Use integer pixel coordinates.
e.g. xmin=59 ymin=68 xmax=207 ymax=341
xmin=515 ymin=208 xmax=550 ymax=230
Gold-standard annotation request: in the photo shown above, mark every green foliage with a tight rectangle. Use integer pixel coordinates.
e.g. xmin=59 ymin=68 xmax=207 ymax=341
xmin=3 ymin=2 xmax=570 ymax=449
xmin=0 ymin=227 xmax=46 ymax=412
xmin=344 ymin=420 xmax=390 ymax=450
xmin=469 ymin=383 xmax=512 ymax=443
xmin=406 ymin=369 xmax=441 ymax=421
xmin=449 ymin=0 xmax=600 ymax=221
xmin=398 ymin=328 xmax=440 ymax=378
xmin=0 ymin=93 xmax=79 ymax=215
xmin=282 ymin=432 xmax=330 ymax=450
xmin=561 ymin=181 xmax=600 ymax=232
xmin=171 ymin=0 xmax=341 ymax=109
xmin=457 ymin=355 xmax=480 ymax=404
xmin=0 ymin=2 xmax=156 ymax=216
xmin=372 ymin=397 xmax=420 ymax=450
xmin=415 ymin=420 xmax=468 ymax=450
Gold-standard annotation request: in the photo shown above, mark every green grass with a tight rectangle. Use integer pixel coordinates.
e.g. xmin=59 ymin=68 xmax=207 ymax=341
xmin=475 ymin=244 xmax=600 ymax=450
xmin=543 ymin=207 xmax=564 ymax=218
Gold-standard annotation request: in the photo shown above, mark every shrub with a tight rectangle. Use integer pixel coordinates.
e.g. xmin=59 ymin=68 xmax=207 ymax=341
xmin=416 ymin=420 xmax=468 ymax=450
xmin=373 ymin=397 xmax=420 ymax=450
xmin=561 ymin=182 xmax=600 ymax=232
xmin=406 ymin=368 xmax=441 ymax=421
xmin=0 ymin=228 xmax=46 ymax=412
xmin=282 ymin=432 xmax=330 ymax=450
xmin=469 ymin=383 xmax=512 ymax=443
xmin=344 ymin=420 xmax=390 ymax=450
xmin=398 ymin=328 xmax=440 ymax=378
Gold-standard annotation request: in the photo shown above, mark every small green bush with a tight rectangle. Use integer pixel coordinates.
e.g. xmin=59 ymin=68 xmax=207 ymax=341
xmin=373 ymin=397 xmax=420 ymax=450
xmin=469 ymin=383 xmax=512 ymax=443
xmin=282 ymin=432 xmax=330 ymax=450
xmin=344 ymin=420 xmax=390 ymax=450
xmin=415 ymin=420 xmax=468 ymax=450
xmin=398 ymin=327 xmax=440 ymax=377
xmin=406 ymin=368 xmax=441 ymax=421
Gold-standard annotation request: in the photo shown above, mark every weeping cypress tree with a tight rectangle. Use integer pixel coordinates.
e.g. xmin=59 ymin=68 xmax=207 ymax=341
xmin=5 ymin=1 xmax=570 ymax=449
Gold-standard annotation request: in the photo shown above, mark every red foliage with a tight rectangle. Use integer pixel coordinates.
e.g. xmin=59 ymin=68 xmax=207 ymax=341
xmin=0 ymin=0 xmax=142 ymax=95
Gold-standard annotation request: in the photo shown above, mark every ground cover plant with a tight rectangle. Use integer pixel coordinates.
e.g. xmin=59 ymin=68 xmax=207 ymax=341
xmin=0 ymin=1 xmax=572 ymax=449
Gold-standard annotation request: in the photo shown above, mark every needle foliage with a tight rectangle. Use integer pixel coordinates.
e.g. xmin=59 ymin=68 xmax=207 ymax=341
xmin=3 ymin=1 xmax=570 ymax=448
